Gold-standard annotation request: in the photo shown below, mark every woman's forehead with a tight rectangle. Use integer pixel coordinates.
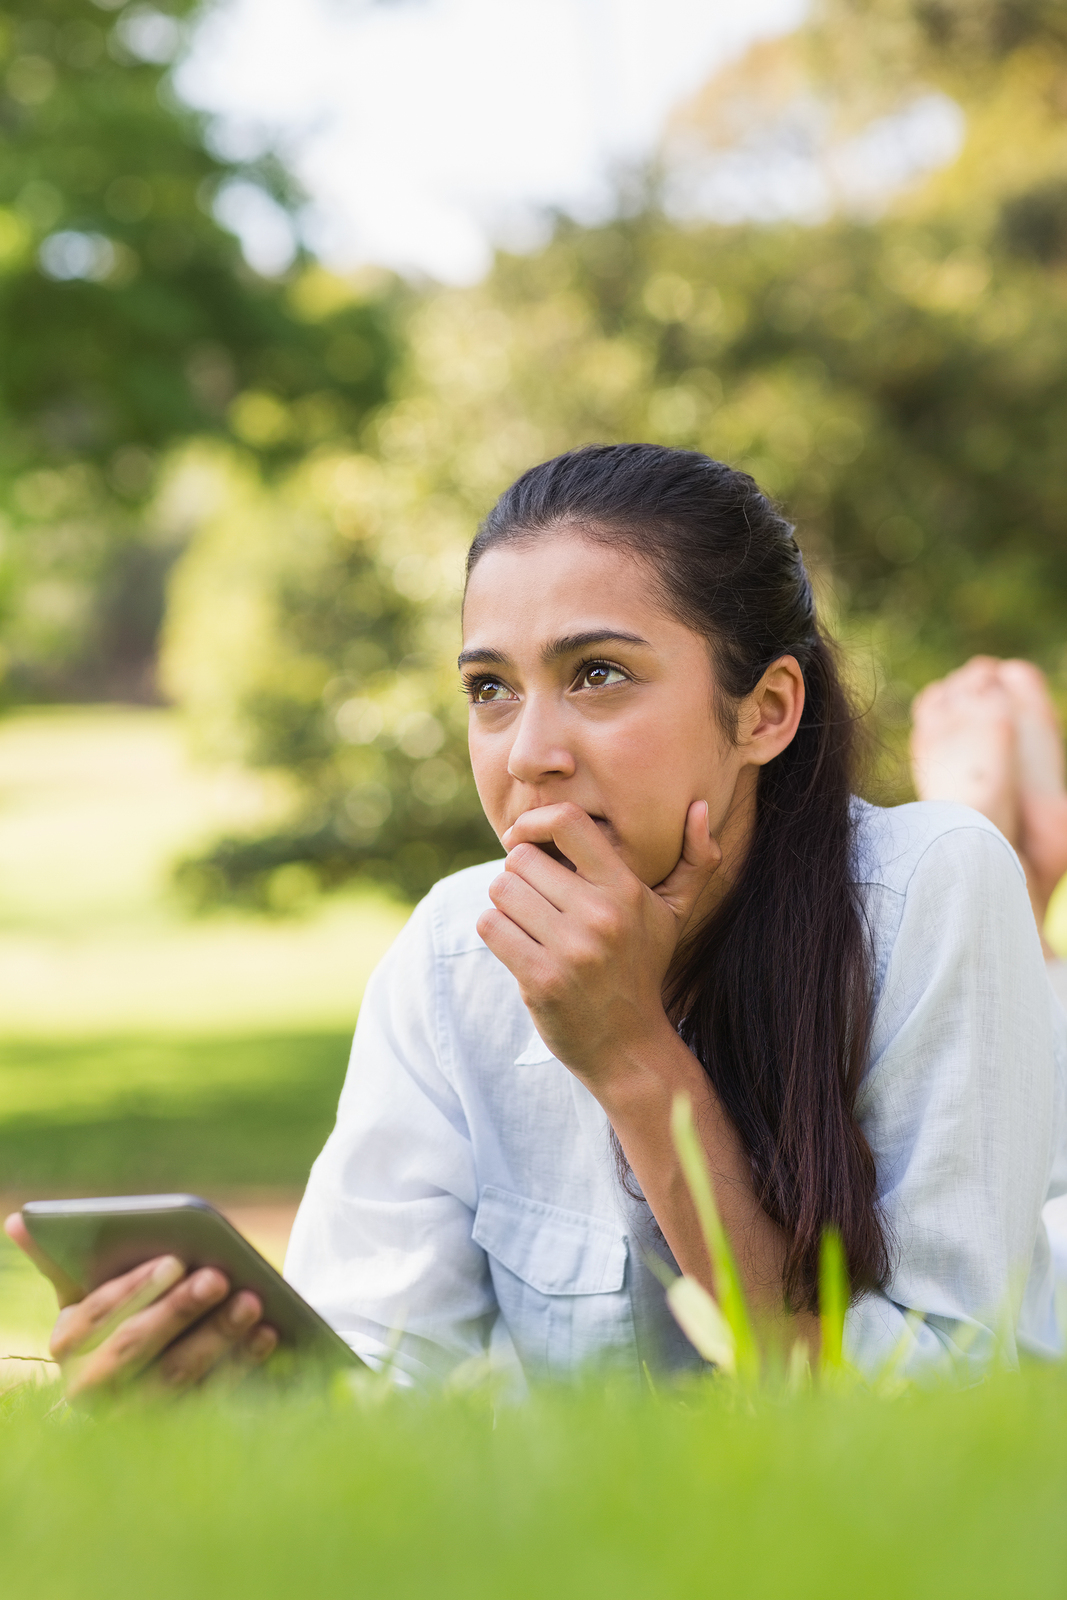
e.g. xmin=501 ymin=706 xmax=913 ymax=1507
xmin=462 ymin=534 xmax=664 ymax=628
xmin=460 ymin=555 xmax=707 ymax=673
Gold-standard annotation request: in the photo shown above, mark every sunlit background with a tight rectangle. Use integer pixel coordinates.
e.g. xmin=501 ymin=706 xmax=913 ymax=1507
xmin=5 ymin=0 xmax=1067 ymax=1374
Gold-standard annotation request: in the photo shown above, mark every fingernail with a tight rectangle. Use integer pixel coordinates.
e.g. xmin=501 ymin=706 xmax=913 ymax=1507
xmin=192 ymin=1269 xmax=224 ymax=1302
xmin=151 ymin=1255 xmax=185 ymax=1288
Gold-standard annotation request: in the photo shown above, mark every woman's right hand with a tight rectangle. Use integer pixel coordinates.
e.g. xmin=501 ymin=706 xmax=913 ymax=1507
xmin=4 ymin=1213 xmax=277 ymax=1400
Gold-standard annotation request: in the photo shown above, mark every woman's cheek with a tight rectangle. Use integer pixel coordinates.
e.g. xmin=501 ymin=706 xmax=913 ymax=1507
xmin=615 ymin=817 xmax=686 ymax=887
xmin=468 ymin=741 xmax=507 ymax=837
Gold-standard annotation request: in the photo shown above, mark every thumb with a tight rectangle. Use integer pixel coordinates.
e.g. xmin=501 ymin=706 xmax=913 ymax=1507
xmin=653 ymin=801 xmax=722 ymax=929
xmin=5 ymin=1212 xmax=84 ymax=1308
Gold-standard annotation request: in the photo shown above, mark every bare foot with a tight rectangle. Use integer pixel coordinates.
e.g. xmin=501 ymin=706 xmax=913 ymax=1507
xmin=998 ymin=659 xmax=1067 ymax=910
xmin=910 ymin=658 xmax=1020 ymax=846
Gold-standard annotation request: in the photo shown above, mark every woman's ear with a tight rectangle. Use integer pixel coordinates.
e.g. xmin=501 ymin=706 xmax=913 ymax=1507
xmin=736 ymin=656 xmax=806 ymax=766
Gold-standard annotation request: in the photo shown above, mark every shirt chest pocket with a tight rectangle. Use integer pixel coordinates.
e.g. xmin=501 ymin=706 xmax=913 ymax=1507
xmin=472 ymin=1185 xmax=635 ymax=1381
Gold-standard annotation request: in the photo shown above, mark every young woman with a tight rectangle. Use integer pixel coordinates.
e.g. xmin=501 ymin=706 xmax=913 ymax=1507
xmin=10 ymin=444 xmax=1066 ymax=1394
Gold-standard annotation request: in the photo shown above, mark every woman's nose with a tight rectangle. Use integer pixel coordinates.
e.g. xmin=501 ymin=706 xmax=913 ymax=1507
xmin=506 ymin=700 xmax=577 ymax=784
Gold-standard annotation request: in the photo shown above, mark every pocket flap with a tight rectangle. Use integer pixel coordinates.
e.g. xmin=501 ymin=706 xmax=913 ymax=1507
xmin=473 ymin=1185 xmax=627 ymax=1295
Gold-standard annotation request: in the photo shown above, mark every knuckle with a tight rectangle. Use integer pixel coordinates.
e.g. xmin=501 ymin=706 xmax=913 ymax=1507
xmin=570 ymin=936 xmax=604 ymax=972
xmin=584 ymin=904 xmax=620 ymax=945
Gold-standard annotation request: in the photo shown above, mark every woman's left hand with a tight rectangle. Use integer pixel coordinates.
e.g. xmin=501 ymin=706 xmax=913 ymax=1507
xmin=477 ymin=800 xmax=721 ymax=1093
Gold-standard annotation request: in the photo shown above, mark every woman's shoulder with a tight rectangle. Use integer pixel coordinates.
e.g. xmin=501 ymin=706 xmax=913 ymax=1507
xmin=364 ymin=856 xmax=509 ymax=1007
xmin=415 ymin=857 xmax=506 ymax=956
xmin=850 ymin=796 xmax=1024 ymax=901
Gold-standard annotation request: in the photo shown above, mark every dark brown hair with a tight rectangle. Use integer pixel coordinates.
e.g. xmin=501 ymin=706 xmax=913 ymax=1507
xmin=467 ymin=442 xmax=889 ymax=1313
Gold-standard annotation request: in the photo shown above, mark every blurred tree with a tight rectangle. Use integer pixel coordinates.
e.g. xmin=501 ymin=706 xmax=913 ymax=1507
xmin=166 ymin=0 xmax=1067 ymax=903
xmin=160 ymin=442 xmax=496 ymax=905
xmin=0 ymin=0 xmax=398 ymax=699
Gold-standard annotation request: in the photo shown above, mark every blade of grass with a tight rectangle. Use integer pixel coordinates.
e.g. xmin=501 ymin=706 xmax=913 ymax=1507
xmin=666 ymin=1276 xmax=736 ymax=1373
xmin=669 ymin=1093 xmax=758 ymax=1381
xmin=818 ymin=1228 xmax=848 ymax=1372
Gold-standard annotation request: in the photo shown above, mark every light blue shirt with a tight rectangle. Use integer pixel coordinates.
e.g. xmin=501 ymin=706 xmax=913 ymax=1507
xmin=285 ymin=800 xmax=1067 ymax=1386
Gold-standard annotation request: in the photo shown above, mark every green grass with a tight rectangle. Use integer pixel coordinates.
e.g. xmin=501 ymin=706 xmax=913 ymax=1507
xmin=0 ymin=708 xmax=407 ymax=1202
xmin=0 ymin=1031 xmax=352 ymax=1193
xmin=1 ymin=1364 xmax=1066 ymax=1600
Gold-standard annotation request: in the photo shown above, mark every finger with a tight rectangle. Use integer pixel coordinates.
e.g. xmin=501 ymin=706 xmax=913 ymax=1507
xmin=63 ymin=1267 xmax=231 ymax=1393
xmin=502 ymin=804 xmax=625 ymax=887
xmin=503 ymin=841 xmax=580 ymax=911
xmin=51 ymin=1254 xmax=187 ymax=1358
xmin=489 ymin=866 xmax=565 ymax=944
xmin=477 ymin=904 xmax=553 ymax=985
xmin=506 ymin=835 xmax=603 ymax=909
xmin=68 ymin=1258 xmax=190 ymax=1356
xmin=152 ymin=1292 xmax=267 ymax=1393
xmin=5 ymin=1213 xmax=84 ymax=1308
xmin=653 ymin=802 xmax=722 ymax=927
xmin=242 ymin=1322 xmax=279 ymax=1367
xmin=196 ymin=1320 xmax=281 ymax=1397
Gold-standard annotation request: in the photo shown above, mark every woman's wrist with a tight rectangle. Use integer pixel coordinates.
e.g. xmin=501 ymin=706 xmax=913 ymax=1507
xmin=578 ymin=1016 xmax=707 ymax=1125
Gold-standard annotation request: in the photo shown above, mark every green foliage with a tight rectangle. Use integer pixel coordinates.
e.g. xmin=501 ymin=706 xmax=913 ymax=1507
xmin=0 ymin=0 xmax=398 ymax=698
xmin=162 ymin=0 xmax=1067 ymax=899
xmin=159 ymin=445 xmax=498 ymax=904
xmin=2 ymin=1366 xmax=1067 ymax=1599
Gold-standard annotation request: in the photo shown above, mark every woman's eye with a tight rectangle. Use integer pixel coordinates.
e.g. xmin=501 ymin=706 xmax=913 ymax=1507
xmin=469 ymin=678 xmax=515 ymax=704
xmin=578 ymin=661 xmax=627 ymax=690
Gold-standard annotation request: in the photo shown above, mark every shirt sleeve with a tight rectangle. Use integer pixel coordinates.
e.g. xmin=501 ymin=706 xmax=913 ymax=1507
xmin=845 ymin=822 xmax=1060 ymax=1381
xmin=283 ymin=892 xmax=497 ymax=1384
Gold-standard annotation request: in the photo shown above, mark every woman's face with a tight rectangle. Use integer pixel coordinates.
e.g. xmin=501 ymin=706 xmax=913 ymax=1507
xmin=461 ymin=531 xmax=797 ymax=888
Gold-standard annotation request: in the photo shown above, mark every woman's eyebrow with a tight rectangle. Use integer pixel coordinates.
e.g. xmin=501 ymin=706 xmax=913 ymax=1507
xmin=457 ymin=645 xmax=510 ymax=668
xmin=541 ymin=630 xmax=651 ymax=662
xmin=458 ymin=630 xmax=651 ymax=670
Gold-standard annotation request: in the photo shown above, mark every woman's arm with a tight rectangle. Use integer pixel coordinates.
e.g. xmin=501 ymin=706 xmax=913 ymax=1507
xmin=478 ymin=801 xmax=819 ymax=1352
xmin=590 ymin=1028 xmax=819 ymax=1350
xmin=284 ymin=883 xmax=500 ymax=1384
